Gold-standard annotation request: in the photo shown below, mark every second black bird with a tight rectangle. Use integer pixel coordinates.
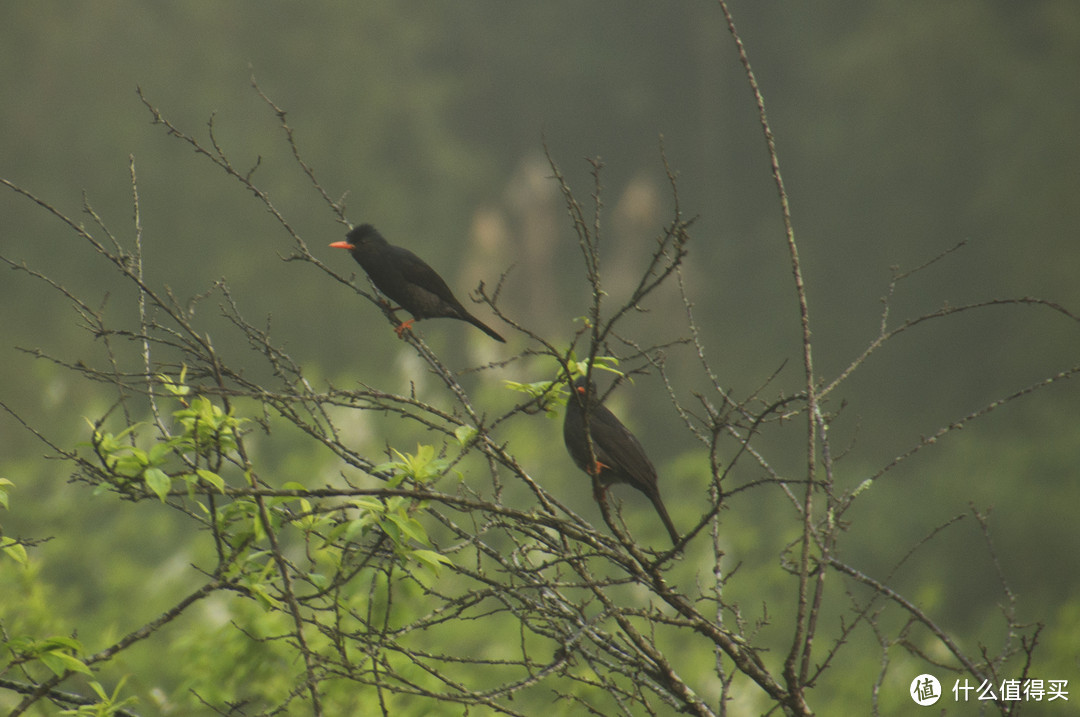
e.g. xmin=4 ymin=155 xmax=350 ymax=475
xmin=563 ymin=377 xmax=680 ymax=545
xmin=330 ymin=224 xmax=505 ymax=342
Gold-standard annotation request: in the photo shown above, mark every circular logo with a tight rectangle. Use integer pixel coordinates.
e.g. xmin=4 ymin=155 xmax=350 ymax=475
xmin=910 ymin=674 xmax=941 ymax=706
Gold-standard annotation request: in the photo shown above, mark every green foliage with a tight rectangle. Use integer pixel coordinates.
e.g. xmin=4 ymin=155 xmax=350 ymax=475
xmin=60 ymin=677 xmax=137 ymax=717
xmin=0 ymin=478 xmax=29 ymax=566
xmin=502 ymin=378 xmax=564 ymax=417
xmin=452 ymin=423 xmax=478 ymax=447
xmin=503 ymin=352 xmax=623 ymax=416
xmin=0 ymin=476 xmax=11 ymax=511
xmin=1 ymin=363 xmax=471 ymax=713
xmin=3 ymin=635 xmax=90 ymax=677
xmin=374 ymin=444 xmax=453 ymax=488
xmin=0 ymin=536 xmax=28 ymax=567
xmin=78 ymin=369 xmax=240 ymax=502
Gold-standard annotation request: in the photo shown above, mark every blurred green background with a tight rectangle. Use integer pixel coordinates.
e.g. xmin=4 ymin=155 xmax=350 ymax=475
xmin=2 ymin=2 xmax=1078 ymax=714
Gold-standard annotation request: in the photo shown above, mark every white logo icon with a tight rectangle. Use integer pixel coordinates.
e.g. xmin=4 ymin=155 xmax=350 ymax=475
xmin=911 ymin=674 xmax=941 ymax=706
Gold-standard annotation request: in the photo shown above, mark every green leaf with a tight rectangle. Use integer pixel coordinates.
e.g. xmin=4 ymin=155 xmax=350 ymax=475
xmin=40 ymin=650 xmax=91 ymax=676
xmin=196 ymin=469 xmax=226 ymax=492
xmin=40 ymin=636 xmax=84 ymax=653
xmin=343 ymin=517 xmax=370 ymax=542
xmin=247 ymin=582 xmax=281 ymax=610
xmin=372 ymin=460 xmax=400 ymax=477
xmin=1 ymin=537 xmax=28 ymax=566
xmin=568 ymin=354 xmax=622 ymax=382
xmin=385 ymin=512 xmax=430 ymax=546
xmin=454 ymin=424 xmax=478 ymax=446
xmin=0 ymin=477 xmax=12 ymax=510
xmin=293 ymin=498 xmax=317 ymax=529
xmin=4 ymin=636 xmax=34 ymax=654
xmin=352 ymin=497 xmax=386 ymax=512
xmin=38 ymin=651 xmax=67 ymax=676
xmin=147 ymin=438 xmax=177 ymax=465
xmin=144 ymin=468 xmax=172 ymax=502
xmin=386 ymin=444 xmax=451 ymax=486
xmin=504 ymin=379 xmax=558 ymax=401
xmin=25 ymin=637 xmax=90 ymax=677
xmin=411 ymin=549 xmax=453 ymax=575
xmin=112 ymin=451 xmax=148 ymax=478
xmin=157 ymin=366 xmax=191 ymax=397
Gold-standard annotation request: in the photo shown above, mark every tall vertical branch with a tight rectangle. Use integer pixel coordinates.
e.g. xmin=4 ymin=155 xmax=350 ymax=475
xmin=129 ymin=156 xmax=167 ymax=437
xmin=717 ymin=0 xmax=817 ymax=709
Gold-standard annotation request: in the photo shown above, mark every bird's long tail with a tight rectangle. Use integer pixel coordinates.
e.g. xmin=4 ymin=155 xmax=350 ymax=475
xmin=466 ymin=313 xmax=506 ymax=343
xmin=650 ymin=492 xmax=681 ymax=546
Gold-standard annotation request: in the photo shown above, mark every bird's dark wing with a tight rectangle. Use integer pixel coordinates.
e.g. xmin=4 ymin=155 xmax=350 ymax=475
xmin=588 ymin=404 xmax=658 ymax=489
xmin=389 ymin=246 xmax=461 ymax=307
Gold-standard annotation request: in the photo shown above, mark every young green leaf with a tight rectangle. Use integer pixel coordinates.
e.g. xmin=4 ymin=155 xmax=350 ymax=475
xmin=144 ymin=468 xmax=172 ymax=502
xmin=411 ymin=549 xmax=453 ymax=575
xmin=1 ymin=537 xmax=28 ymax=566
xmin=454 ymin=424 xmax=478 ymax=446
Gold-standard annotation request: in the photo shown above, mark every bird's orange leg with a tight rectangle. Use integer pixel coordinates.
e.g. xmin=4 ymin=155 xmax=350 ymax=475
xmin=589 ymin=461 xmax=610 ymax=503
xmin=394 ymin=319 xmax=416 ymax=338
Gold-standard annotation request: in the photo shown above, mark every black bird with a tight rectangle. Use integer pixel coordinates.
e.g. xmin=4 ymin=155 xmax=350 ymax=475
xmin=330 ymin=224 xmax=505 ymax=342
xmin=563 ymin=377 xmax=680 ymax=545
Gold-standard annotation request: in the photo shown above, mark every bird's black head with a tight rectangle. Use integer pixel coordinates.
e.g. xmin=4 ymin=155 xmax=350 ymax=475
xmin=345 ymin=224 xmax=386 ymax=248
xmin=329 ymin=224 xmax=387 ymax=255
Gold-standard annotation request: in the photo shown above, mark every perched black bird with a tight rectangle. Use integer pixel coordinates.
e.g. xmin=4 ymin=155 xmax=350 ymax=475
xmin=330 ymin=224 xmax=505 ymax=342
xmin=563 ymin=377 xmax=680 ymax=545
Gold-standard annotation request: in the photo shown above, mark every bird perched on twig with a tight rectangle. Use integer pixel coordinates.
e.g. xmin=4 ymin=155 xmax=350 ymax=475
xmin=330 ymin=224 xmax=505 ymax=342
xmin=563 ymin=376 xmax=680 ymax=545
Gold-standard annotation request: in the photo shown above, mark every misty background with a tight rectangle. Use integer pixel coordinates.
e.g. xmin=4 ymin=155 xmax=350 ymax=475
xmin=2 ymin=2 xmax=1078 ymax=711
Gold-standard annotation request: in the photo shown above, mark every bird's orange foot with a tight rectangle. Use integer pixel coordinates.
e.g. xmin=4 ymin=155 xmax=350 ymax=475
xmin=394 ymin=319 xmax=416 ymax=338
xmin=591 ymin=463 xmax=610 ymax=502
xmin=587 ymin=460 xmax=610 ymax=477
